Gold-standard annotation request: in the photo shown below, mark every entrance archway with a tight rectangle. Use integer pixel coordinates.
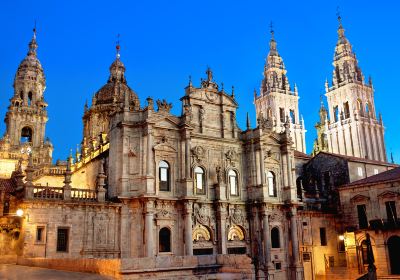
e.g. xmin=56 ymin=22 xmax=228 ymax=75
xmin=388 ymin=235 xmax=400 ymax=274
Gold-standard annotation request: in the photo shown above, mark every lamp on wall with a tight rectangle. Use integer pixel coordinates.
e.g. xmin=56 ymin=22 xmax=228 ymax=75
xmin=16 ymin=209 xmax=24 ymax=217
xmin=338 ymin=235 xmax=345 ymax=241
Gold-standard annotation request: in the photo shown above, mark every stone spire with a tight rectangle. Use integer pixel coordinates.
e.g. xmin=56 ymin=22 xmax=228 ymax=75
xmin=331 ymin=15 xmax=364 ymax=87
xmin=261 ymin=25 xmax=290 ymax=95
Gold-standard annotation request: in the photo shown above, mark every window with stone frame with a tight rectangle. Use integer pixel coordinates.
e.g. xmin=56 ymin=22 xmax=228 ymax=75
xmin=159 ymin=227 xmax=171 ymax=253
xmin=194 ymin=166 xmax=205 ymax=195
xmin=56 ymin=228 xmax=69 ymax=252
xmin=289 ymin=109 xmax=295 ymax=124
xmin=279 ymin=108 xmax=285 ymax=123
xmin=159 ymin=160 xmax=170 ymax=191
xmin=271 ymin=227 xmax=280 ymax=248
xmin=266 ymin=171 xmax=277 ymax=197
xmin=228 ymin=170 xmax=238 ymax=196
xmin=36 ymin=226 xmax=45 ymax=243
xmin=343 ymin=101 xmax=350 ymax=119
xmin=385 ymin=201 xmax=397 ymax=225
xmin=333 ymin=106 xmax=339 ymax=122
xmin=357 ymin=204 xmax=368 ymax=229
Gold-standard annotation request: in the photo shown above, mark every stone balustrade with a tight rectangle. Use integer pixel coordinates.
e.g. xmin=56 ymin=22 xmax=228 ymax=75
xmin=31 ymin=186 xmax=100 ymax=202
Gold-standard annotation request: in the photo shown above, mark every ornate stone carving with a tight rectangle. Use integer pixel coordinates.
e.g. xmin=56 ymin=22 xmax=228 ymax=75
xmin=258 ymin=115 xmax=273 ymax=129
xmin=225 ymin=148 xmax=238 ymax=166
xmin=191 ymin=146 xmax=205 ymax=162
xmin=230 ymin=207 xmax=244 ymax=226
xmin=156 ymin=99 xmax=172 ymax=112
xmin=194 ymin=203 xmax=210 ymax=226
xmin=192 ymin=224 xmax=211 ymax=241
xmin=228 ymin=225 xmax=245 ymax=241
xmin=269 ymin=211 xmax=285 ymax=223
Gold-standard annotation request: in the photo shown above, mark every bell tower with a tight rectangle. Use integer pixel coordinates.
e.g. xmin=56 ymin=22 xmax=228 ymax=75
xmin=323 ymin=16 xmax=386 ymax=161
xmin=1 ymin=27 xmax=52 ymax=164
xmin=254 ymin=27 xmax=306 ymax=153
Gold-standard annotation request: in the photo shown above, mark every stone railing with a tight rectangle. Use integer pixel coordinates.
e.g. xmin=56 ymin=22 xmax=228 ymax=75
xmin=30 ymin=186 xmax=100 ymax=202
xmin=71 ymin=188 xmax=97 ymax=201
xmin=33 ymin=186 xmax=64 ymax=200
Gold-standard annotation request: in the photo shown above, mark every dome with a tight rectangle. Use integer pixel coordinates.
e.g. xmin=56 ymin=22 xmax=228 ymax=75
xmin=93 ymin=57 xmax=140 ymax=109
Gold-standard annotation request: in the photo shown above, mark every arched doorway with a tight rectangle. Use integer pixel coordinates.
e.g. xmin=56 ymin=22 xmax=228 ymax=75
xmin=159 ymin=227 xmax=171 ymax=253
xmin=388 ymin=235 xmax=400 ymax=274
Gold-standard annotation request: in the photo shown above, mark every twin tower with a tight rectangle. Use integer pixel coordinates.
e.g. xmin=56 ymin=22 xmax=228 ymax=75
xmin=255 ymin=18 xmax=386 ymax=162
xmin=1 ymin=17 xmax=387 ymax=166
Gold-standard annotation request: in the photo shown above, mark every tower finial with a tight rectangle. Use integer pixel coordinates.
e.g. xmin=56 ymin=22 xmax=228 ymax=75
xmin=336 ymin=6 xmax=342 ymax=26
xmin=116 ymin=33 xmax=121 ymax=59
xmin=269 ymin=21 xmax=274 ymax=39
xmin=33 ymin=20 xmax=37 ymax=39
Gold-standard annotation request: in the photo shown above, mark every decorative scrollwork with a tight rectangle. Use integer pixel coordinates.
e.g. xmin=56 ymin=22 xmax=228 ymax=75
xmin=192 ymin=224 xmax=211 ymax=241
xmin=227 ymin=225 xmax=245 ymax=241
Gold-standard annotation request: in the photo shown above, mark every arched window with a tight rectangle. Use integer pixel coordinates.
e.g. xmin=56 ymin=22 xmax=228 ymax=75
xmin=159 ymin=227 xmax=171 ymax=252
xmin=228 ymin=170 xmax=238 ymax=196
xmin=20 ymin=127 xmax=33 ymax=143
xmin=266 ymin=171 xmax=277 ymax=197
xmin=271 ymin=227 xmax=280 ymax=248
xmin=267 ymin=108 xmax=272 ymax=119
xmin=159 ymin=160 xmax=170 ymax=191
xmin=333 ymin=106 xmax=339 ymax=122
xmin=194 ymin=166 xmax=205 ymax=194
xmin=365 ymin=103 xmax=370 ymax=116
xmin=19 ymin=91 xmax=24 ymax=100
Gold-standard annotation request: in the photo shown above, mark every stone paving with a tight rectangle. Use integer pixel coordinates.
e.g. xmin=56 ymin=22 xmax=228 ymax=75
xmin=0 ymin=264 xmax=113 ymax=280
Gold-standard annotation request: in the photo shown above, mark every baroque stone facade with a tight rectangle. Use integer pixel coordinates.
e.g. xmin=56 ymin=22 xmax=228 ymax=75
xmin=0 ymin=17 xmax=398 ymax=280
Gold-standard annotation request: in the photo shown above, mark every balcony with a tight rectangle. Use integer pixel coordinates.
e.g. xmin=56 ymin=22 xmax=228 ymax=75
xmin=368 ymin=218 xmax=400 ymax=231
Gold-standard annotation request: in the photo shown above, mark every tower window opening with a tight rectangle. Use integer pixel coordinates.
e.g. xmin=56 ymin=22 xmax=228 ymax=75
xmin=28 ymin=91 xmax=33 ymax=106
xmin=289 ymin=110 xmax=295 ymax=124
xmin=365 ymin=103 xmax=370 ymax=116
xmin=279 ymin=108 xmax=285 ymax=123
xmin=343 ymin=102 xmax=350 ymax=119
xmin=334 ymin=106 xmax=339 ymax=122
xmin=20 ymin=127 xmax=33 ymax=144
xmin=19 ymin=91 xmax=24 ymax=100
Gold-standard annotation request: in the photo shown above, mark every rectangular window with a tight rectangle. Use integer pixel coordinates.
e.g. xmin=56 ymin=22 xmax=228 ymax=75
xmin=386 ymin=201 xmax=397 ymax=224
xmin=57 ymin=228 xmax=69 ymax=252
xmin=357 ymin=204 xmax=368 ymax=229
xmin=160 ymin=168 xmax=168 ymax=181
xmin=357 ymin=167 xmax=363 ymax=177
xmin=320 ymin=227 xmax=327 ymax=246
xmin=196 ymin=173 xmax=203 ymax=190
xmin=36 ymin=227 xmax=44 ymax=242
xmin=230 ymin=176 xmax=237 ymax=196
xmin=338 ymin=238 xmax=345 ymax=252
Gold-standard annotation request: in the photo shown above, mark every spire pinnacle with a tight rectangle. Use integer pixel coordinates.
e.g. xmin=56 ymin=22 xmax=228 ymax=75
xmin=28 ymin=22 xmax=38 ymax=56
xmin=206 ymin=66 xmax=213 ymax=81
xmin=269 ymin=21 xmax=274 ymax=40
xmin=268 ymin=21 xmax=277 ymax=54
xmin=336 ymin=7 xmax=345 ymax=38
xmin=116 ymin=34 xmax=121 ymax=59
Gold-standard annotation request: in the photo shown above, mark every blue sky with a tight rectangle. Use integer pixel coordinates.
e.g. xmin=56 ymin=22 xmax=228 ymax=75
xmin=0 ymin=0 xmax=399 ymax=163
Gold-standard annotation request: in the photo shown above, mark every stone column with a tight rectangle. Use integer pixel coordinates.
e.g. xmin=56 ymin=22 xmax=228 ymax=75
xmin=260 ymin=149 xmax=265 ymax=185
xmin=120 ymin=200 xmax=131 ymax=258
xmin=145 ymin=200 xmax=155 ymax=257
xmin=146 ymin=127 xmax=153 ymax=176
xmin=290 ymin=207 xmax=300 ymax=266
xmin=184 ymin=201 xmax=193 ymax=256
xmin=185 ymin=132 xmax=191 ymax=179
xmin=262 ymin=208 xmax=273 ymax=269
xmin=216 ymin=202 xmax=227 ymax=254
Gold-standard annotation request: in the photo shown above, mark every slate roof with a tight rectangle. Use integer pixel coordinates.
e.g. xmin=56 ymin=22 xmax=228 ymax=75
xmin=316 ymin=151 xmax=398 ymax=167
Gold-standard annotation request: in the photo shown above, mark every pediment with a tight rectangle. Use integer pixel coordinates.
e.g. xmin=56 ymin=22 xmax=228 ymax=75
xmin=153 ymin=116 xmax=180 ymax=129
xmin=350 ymin=194 xmax=370 ymax=204
xmin=377 ymin=191 xmax=398 ymax=199
xmin=153 ymin=143 xmax=176 ymax=153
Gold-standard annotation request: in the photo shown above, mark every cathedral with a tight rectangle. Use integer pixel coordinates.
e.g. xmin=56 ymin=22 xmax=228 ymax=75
xmin=0 ymin=16 xmax=399 ymax=280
